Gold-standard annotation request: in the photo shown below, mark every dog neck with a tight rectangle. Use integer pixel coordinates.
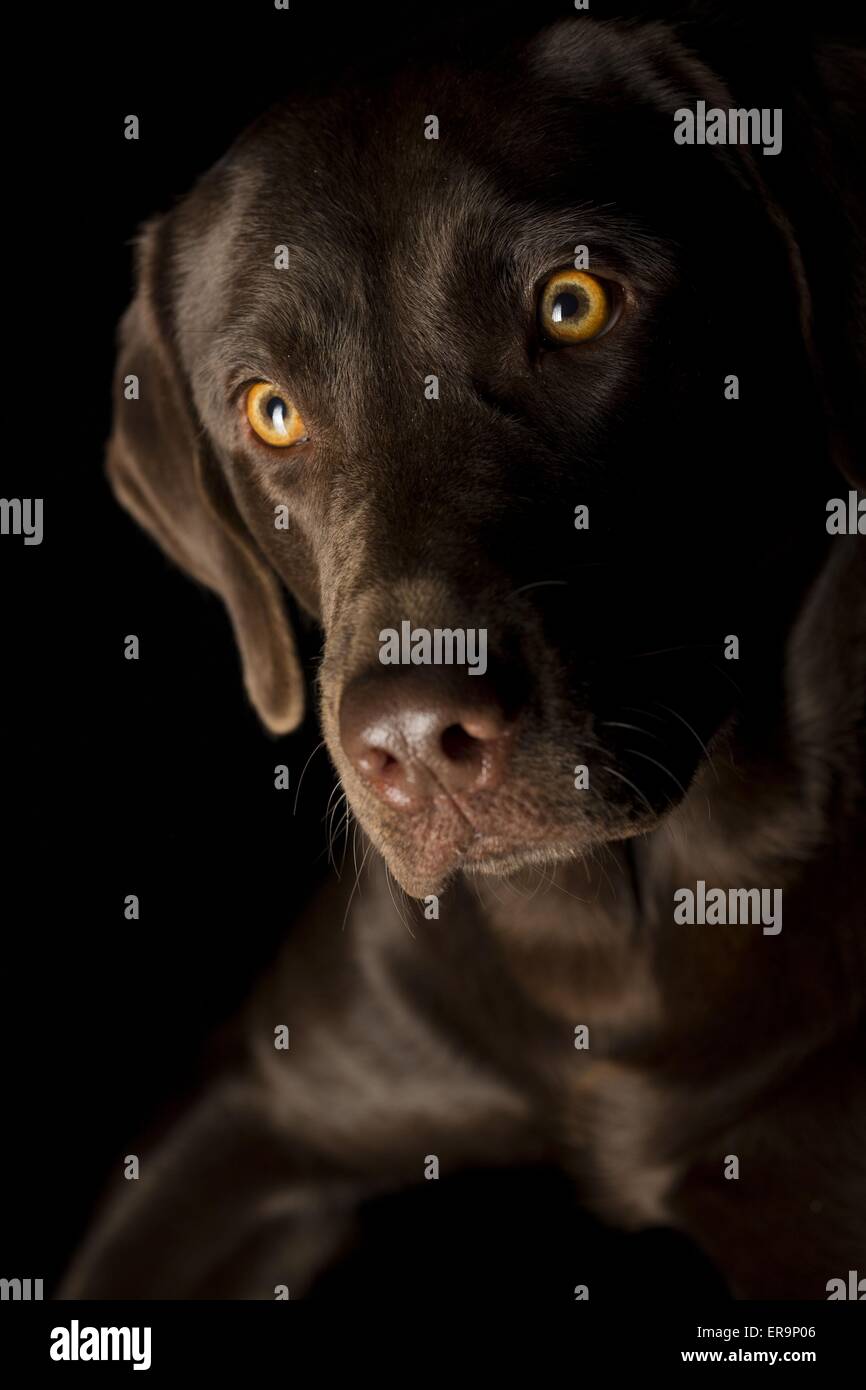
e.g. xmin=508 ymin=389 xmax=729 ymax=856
xmin=468 ymin=537 xmax=866 ymax=1068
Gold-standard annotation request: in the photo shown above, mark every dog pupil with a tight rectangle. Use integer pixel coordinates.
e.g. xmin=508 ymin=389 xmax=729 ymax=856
xmin=552 ymin=290 xmax=586 ymax=323
xmin=267 ymin=397 xmax=286 ymax=431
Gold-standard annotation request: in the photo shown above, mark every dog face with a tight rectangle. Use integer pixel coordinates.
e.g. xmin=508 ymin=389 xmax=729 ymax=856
xmin=109 ymin=19 xmax=851 ymax=895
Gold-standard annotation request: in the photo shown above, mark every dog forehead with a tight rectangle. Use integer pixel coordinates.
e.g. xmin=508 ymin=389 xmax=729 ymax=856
xmin=184 ymin=32 xmax=688 ymax=306
xmin=179 ymin=134 xmax=528 ymax=382
xmin=173 ymin=34 xmax=690 ymax=401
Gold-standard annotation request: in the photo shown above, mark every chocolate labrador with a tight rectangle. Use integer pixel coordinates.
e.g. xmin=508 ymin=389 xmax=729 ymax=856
xmin=63 ymin=10 xmax=865 ymax=1299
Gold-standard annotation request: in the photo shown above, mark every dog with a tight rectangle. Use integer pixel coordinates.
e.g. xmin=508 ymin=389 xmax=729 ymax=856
xmin=62 ymin=9 xmax=865 ymax=1299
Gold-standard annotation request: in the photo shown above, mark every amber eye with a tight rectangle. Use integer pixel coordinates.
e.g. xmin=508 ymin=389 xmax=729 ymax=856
xmin=538 ymin=270 xmax=613 ymax=345
xmin=245 ymin=382 xmax=308 ymax=447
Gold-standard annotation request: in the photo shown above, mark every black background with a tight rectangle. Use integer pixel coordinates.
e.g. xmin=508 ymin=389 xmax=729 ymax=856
xmin=8 ymin=0 xmax=858 ymax=1304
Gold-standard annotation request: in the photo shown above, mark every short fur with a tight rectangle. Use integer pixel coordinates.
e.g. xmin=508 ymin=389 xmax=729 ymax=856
xmin=63 ymin=10 xmax=865 ymax=1299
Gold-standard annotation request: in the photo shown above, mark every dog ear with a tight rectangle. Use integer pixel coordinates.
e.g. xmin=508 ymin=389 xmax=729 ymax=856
xmin=685 ymin=29 xmax=866 ymax=491
xmin=675 ymin=36 xmax=866 ymax=490
xmin=710 ymin=123 xmax=866 ymax=493
xmin=791 ymin=42 xmax=866 ymax=491
xmin=107 ymin=218 xmax=305 ymax=734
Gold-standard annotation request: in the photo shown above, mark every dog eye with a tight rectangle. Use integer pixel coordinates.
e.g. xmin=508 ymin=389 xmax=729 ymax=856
xmin=245 ymin=382 xmax=308 ymax=447
xmin=538 ymin=271 xmax=612 ymax=345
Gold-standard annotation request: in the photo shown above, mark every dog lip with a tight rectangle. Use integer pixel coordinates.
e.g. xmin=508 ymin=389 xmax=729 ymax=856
xmin=394 ymin=821 xmax=564 ymax=887
xmin=456 ymin=832 xmax=553 ymax=870
xmin=391 ymin=832 xmax=527 ymax=895
xmin=462 ymin=835 xmax=524 ymax=860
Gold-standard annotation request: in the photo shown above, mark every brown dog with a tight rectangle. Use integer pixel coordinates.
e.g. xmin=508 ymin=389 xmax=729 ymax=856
xmin=62 ymin=10 xmax=865 ymax=1299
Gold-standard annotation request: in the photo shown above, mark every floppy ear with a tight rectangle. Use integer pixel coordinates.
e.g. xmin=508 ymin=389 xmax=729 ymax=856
xmin=672 ymin=32 xmax=866 ymax=491
xmin=792 ymin=41 xmax=866 ymax=490
xmin=107 ymin=218 xmax=305 ymax=734
xmin=670 ymin=49 xmax=866 ymax=491
xmin=706 ymin=103 xmax=866 ymax=493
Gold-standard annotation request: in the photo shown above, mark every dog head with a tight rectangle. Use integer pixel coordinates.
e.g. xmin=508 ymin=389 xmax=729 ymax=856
xmin=108 ymin=17 xmax=863 ymax=895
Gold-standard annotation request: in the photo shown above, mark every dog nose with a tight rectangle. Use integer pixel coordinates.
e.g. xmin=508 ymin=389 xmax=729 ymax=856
xmin=339 ymin=668 xmax=516 ymax=808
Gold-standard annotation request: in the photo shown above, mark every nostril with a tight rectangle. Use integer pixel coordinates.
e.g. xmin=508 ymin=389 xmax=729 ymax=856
xmin=340 ymin=667 xmax=520 ymax=806
xmin=459 ymin=709 xmax=509 ymax=743
xmin=357 ymin=744 xmax=399 ymax=779
xmin=440 ymin=723 xmax=485 ymax=765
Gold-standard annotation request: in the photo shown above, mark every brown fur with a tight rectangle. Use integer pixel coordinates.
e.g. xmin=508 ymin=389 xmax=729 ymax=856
xmin=62 ymin=11 xmax=865 ymax=1299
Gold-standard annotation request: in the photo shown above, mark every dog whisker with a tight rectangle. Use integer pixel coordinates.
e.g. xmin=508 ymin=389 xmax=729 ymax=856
xmin=384 ymin=861 xmax=416 ymax=938
xmin=601 ymin=766 xmax=656 ymax=819
xmin=653 ymin=700 xmax=721 ymax=786
xmin=599 ymin=720 xmax=663 ymax=742
xmin=710 ymin=661 xmax=744 ymax=697
xmin=337 ymin=805 xmax=355 ymax=875
xmin=293 ymin=739 xmax=327 ymax=816
xmin=322 ymin=781 xmax=345 ymax=865
xmin=623 ymin=746 xmax=689 ymax=801
xmin=326 ymin=790 xmax=350 ymax=876
xmin=342 ymin=838 xmax=373 ymax=934
xmin=506 ymin=579 xmax=569 ymax=601
xmin=621 ymin=704 xmax=668 ymax=723
xmin=620 ymin=643 xmax=716 ymax=661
